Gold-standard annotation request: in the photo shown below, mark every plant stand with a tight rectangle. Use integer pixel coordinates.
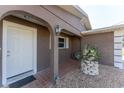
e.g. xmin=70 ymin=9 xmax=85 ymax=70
xmin=81 ymin=60 xmax=99 ymax=75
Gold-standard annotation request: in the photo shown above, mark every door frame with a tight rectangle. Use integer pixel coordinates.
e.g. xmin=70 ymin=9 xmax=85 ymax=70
xmin=2 ymin=20 xmax=37 ymax=86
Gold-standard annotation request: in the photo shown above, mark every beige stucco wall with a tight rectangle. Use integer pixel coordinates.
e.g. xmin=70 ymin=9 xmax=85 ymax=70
xmin=71 ymin=36 xmax=81 ymax=53
xmin=82 ymin=32 xmax=114 ymax=66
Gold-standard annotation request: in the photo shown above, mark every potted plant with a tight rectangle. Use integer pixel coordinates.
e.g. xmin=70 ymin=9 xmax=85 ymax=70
xmin=74 ymin=44 xmax=100 ymax=75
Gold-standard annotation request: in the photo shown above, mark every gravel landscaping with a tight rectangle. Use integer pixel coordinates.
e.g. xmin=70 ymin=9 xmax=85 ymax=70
xmin=54 ymin=64 xmax=124 ymax=88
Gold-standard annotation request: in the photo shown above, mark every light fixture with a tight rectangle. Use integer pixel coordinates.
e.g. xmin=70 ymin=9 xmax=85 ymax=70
xmin=55 ymin=25 xmax=61 ymax=35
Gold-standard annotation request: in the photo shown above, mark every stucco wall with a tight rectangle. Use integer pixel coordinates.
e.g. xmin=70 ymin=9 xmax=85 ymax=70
xmin=0 ymin=5 xmax=83 ymax=36
xmin=71 ymin=36 xmax=81 ymax=53
xmin=82 ymin=32 xmax=114 ymax=66
xmin=37 ymin=26 xmax=50 ymax=71
xmin=43 ymin=5 xmax=86 ymax=31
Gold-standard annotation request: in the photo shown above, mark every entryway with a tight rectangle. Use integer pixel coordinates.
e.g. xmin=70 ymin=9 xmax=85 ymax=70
xmin=2 ymin=20 xmax=37 ymax=86
xmin=22 ymin=59 xmax=80 ymax=88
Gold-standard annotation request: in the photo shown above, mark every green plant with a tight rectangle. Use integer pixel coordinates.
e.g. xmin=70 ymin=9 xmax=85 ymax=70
xmin=74 ymin=44 xmax=100 ymax=62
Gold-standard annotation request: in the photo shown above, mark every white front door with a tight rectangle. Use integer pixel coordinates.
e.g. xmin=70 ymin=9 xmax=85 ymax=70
xmin=2 ymin=21 xmax=37 ymax=82
xmin=7 ymin=27 xmax=34 ymax=78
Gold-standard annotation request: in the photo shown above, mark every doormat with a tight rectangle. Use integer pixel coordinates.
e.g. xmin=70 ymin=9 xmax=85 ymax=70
xmin=9 ymin=75 xmax=36 ymax=88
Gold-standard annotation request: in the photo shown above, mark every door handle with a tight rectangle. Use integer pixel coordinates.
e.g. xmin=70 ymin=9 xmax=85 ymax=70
xmin=7 ymin=50 xmax=11 ymax=56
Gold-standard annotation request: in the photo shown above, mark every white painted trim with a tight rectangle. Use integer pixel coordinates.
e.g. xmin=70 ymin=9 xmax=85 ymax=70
xmin=82 ymin=24 xmax=124 ymax=35
xmin=114 ymin=63 xmax=124 ymax=69
xmin=58 ymin=36 xmax=69 ymax=49
xmin=59 ymin=36 xmax=65 ymax=40
xmin=58 ymin=36 xmax=66 ymax=49
xmin=33 ymin=27 xmax=37 ymax=74
xmin=2 ymin=20 xmax=37 ymax=86
xmin=114 ymin=43 xmax=122 ymax=49
xmin=2 ymin=20 xmax=7 ymax=86
xmin=65 ymin=37 xmax=69 ymax=49
xmin=114 ymin=56 xmax=122 ymax=62
xmin=114 ymin=50 xmax=122 ymax=55
xmin=114 ymin=37 xmax=123 ymax=42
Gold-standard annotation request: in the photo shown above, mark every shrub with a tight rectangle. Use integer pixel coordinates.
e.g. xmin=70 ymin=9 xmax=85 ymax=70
xmin=74 ymin=44 xmax=100 ymax=62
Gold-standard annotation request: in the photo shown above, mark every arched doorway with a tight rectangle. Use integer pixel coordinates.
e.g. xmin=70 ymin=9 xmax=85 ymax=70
xmin=0 ymin=10 xmax=56 ymax=86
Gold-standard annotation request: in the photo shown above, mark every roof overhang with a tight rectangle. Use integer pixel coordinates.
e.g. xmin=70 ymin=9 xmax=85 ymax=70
xmin=81 ymin=24 xmax=124 ymax=35
xmin=57 ymin=5 xmax=92 ymax=30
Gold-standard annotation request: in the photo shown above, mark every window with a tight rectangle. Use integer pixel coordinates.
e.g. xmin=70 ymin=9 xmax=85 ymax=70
xmin=58 ymin=36 xmax=69 ymax=49
xmin=58 ymin=37 xmax=65 ymax=48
